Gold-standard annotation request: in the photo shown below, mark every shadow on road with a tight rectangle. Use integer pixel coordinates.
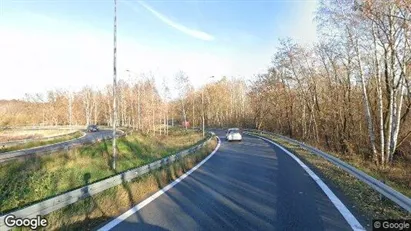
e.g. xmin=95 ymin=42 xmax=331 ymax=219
xmin=112 ymin=133 xmax=352 ymax=231
xmin=57 ymin=216 xmax=169 ymax=231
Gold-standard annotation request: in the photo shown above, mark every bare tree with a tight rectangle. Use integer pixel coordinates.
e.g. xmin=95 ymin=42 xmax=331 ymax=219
xmin=174 ymin=71 xmax=191 ymax=130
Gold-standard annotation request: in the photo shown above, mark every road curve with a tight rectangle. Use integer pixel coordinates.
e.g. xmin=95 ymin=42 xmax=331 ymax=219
xmin=101 ymin=130 xmax=358 ymax=231
xmin=0 ymin=130 xmax=117 ymax=163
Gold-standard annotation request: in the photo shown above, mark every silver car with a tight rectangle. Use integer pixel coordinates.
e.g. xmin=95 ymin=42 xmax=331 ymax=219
xmin=226 ymin=128 xmax=242 ymax=142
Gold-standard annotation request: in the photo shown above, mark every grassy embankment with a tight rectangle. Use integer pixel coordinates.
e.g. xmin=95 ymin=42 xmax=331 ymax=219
xmin=0 ymin=131 xmax=83 ymax=153
xmin=0 ymin=128 xmax=204 ymax=214
xmin=253 ymin=132 xmax=410 ymax=227
xmin=0 ymin=129 xmax=75 ymax=142
xmin=41 ymin=137 xmax=217 ymax=231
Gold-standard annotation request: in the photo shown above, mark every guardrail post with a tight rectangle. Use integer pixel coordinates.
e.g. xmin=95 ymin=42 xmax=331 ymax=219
xmin=247 ymin=129 xmax=411 ymax=213
xmin=379 ymin=180 xmax=385 ymax=202
xmin=0 ymin=133 xmax=216 ymax=230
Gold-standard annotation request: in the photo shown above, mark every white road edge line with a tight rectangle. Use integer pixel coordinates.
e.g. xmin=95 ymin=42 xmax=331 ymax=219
xmin=97 ymin=136 xmax=221 ymax=231
xmin=249 ymin=133 xmax=365 ymax=231
xmin=1 ymin=131 xmax=87 ymax=155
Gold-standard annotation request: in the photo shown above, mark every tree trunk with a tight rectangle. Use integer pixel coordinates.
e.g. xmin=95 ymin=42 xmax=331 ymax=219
xmin=372 ymin=23 xmax=383 ymax=166
xmin=356 ymin=40 xmax=378 ymax=159
xmin=390 ymin=81 xmax=405 ymax=162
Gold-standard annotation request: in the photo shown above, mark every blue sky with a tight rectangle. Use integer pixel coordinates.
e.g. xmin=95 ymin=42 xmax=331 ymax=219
xmin=0 ymin=0 xmax=319 ymax=99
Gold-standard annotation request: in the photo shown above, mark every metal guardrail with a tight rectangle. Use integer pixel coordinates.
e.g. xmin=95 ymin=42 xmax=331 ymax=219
xmin=244 ymin=129 xmax=411 ymax=213
xmin=0 ymin=125 xmax=122 ymax=149
xmin=0 ymin=132 xmax=215 ymax=230
xmin=0 ymin=130 xmax=80 ymax=148
xmin=0 ymin=126 xmax=86 ymax=131
xmin=0 ymin=130 xmax=125 ymax=163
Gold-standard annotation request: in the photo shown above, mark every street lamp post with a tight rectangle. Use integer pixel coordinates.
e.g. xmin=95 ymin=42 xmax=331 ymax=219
xmin=202 ymin=76 xmax=214 ymax=137
xmin=202 ymin=89 xmax=205 ymax=137
xmin=112 ymin=0 xmax=118 ymax=170
xmin=126 ymin=69 xmax=142 ymax=131
xmin=68 ymin=91 xmax=73 ymax=130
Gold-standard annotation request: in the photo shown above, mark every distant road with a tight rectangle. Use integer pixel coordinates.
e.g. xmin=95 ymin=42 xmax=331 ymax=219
xmin=100 ymin=130 xmax=361 ymax=231
xmin=0 ymin=130 xmax=118 ymax=163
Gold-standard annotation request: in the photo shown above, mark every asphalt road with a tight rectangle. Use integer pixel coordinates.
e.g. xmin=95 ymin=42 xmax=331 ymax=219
xmin=105 ymin=130 xmax=356 ymax=231
xmin=0 ymin=130 xmax=116 ymax=163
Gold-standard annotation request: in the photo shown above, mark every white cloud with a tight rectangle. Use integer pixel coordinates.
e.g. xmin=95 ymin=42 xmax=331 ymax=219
xmin=288 ymin=0 xmax=319 ymax=45
xmin=0 ymin=21 xmax=234 ymax=100
xmin=128 ymin=1 xmax=215 ymax=41
xmin=0 ymin=5 xmax=300 ymax=100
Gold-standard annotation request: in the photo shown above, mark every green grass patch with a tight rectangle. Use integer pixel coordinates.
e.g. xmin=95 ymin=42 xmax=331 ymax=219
xmin=0 ymin=129 xmax=203 ymax=214
xmin=253 ymin=133 xmax=410 ymax=226
xmin=283 ymin=134 xmax=411 ymax=199
xmin=0 ymin=129 xmax=76 ymax=143
xmin=0 ymin=131 xmax=84 ymax=153
xmin=32 ymin=137 xmax=217 ymax=231
xmin=325 ymin=150 xmax=411 ymax=199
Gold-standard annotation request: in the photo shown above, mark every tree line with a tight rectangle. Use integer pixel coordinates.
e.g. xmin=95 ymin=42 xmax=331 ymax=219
xmin=179 ymin=0 xmax=411 ymax=166
xmin=1 ymin=76 xmax=168 ymax=135
xmin=1 ymin=0 xmax=409 ymax=166
xmin=248 ymin=0 xmax=411 ymax=166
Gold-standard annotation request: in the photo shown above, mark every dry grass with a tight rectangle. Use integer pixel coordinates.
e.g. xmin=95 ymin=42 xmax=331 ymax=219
xmin=325 ymin=150 xmax=411 ymax=198
xmin=0 ymin=129 xmax=204 ymax=214
xmin=287 ymin=135 xmax=411 ymax=198
xmin=256 ymin=133 xmax=410 ymax=228
xmin=0 ymin=129 xmax=75 ymax=142
xmin=39 ymin=138 xmax=217 ymax=231
xmin=0 ymin=131 xmax=83 ymax=153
